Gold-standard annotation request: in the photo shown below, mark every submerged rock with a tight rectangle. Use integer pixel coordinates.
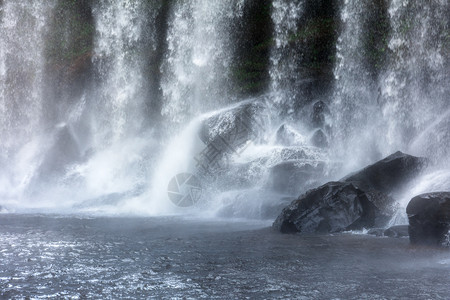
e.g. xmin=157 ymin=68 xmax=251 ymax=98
xmin=367 ymin=228 xmax=385 ymax=237
xmin=273 ymin=181 xmax=394 ymax=234
xmin=384 ymin=225 xmax=409 ymax=238
xmin=310 ymin=129 xmax=328 ymax=148
xmin=342 ymin=151 xmax=427 ymax=195
xmin=275 ymin=124 xmax=306 ymax=146
xmin=406 ymin=192 xmax=450 ymax=247
xmin=367 ymin=225 xmax=409 ymax=238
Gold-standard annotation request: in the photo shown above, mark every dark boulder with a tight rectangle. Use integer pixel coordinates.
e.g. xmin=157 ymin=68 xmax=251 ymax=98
xmin=198 ymin=100 xmax=269 ymax=149
xmin=310 ymin=129 xmax=328 ymax=148
xmin=406 ymin=192 xmax=450 ymax=247
xmin=195 ymin=100 xmax=269 ymax=176
xmin=342 ymin=151 xmax=427 ymax=195
xmin=310 ymin=100 xmax=330 ymax=128
xmin=273 ymin=181 xmax=395 ymax=234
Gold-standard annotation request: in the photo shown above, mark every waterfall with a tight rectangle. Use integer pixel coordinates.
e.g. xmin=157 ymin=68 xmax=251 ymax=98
xmin=269 ymin=0 xmax=305 ymax=114
xmin=91 ymin=0 xmax=151 ymax=145
xmin=55 ymin=0 xmax=163 ymax=208
xmin=330 ymin=0 xmax=449 ymax=221
xmin=0 ymin=0 xmax=56 ymax=205
xmin=331 ymin=0 xmax=383 ymax=172
xmin=331 ymin=0 xmax=449 ymax=173
xmin=0 ymin=0 xmax=447 ymax=216
xmin=161 ymin=0 xmax=245 ymax=126
xmin=380 ymin=0 xmax=449 ymax=165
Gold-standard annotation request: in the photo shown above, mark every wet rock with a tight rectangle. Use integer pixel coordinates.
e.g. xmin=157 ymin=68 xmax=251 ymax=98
xmin=406 ymin=192 xmax=450 ymax=247
xmin=342 ymin=151 xmax=427 ymax=195
xmin=198 ymin=100 xmax=269 ymax=150
xmin=310 ymin=100 xmax=330 ymax=128
xmin=384 ymin=225 xmax=409 ymax=238
xmin=275 ymin=124 xmax=306 ymax=146
xmin=367 ymin=228 xmax=385 ymax=236
xmin=273 ymin=181 xmax=394 ymax=234
xmin=310 ymin=129 xmax=328 ymax=148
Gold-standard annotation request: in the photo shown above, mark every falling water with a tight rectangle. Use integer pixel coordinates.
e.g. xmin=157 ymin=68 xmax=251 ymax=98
xmin=380 ymin=0 xmax=449 ymax=164
xmin=331 ymin=0 xmax=449 ymax=222
xmin=384 ymin=0 xmax=450 ymax=217
xmin=0 ymin=0 xmax=447 ymax=217
xmin=331 ymin=0 xmax=382 ymax=172
xmin=269 ymin=0 xmax=305 ymax=114
xmin=0 ymin=0 xmax=56 ymax=206
xmin=161 ymin=0 xmax=245 ymax=126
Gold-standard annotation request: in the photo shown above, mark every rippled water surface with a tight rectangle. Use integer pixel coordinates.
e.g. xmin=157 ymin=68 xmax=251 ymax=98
xmin=0 ymin=214 xmax=449 ymax=299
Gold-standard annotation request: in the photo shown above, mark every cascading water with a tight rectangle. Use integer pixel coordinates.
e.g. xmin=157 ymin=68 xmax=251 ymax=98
xmin=383 ymin=0 xmax=450 ymax=218
xmin=380 ymin=0 xmax=449 ymax=165
xmin=331 ymin=0 xmax=449 ymax=224
xmin=331 ymin=0 xmax=383 ymax=172
xmin=70 ymin=0 xmax=157 ymax=200
xmin=2 ymin=2 xmax=450 ymax=297
xmin=0 ymin=0 xmax=56 ymax=207
xmin=0 ymin=0 xmax=448 ymax=219
xmin=92 ymin=0 xmax=149 ymax=144
xmin=161 ymin=0 xmax=244 ymax=126
xmin=269 ymin=0 xmax=305 ymax=114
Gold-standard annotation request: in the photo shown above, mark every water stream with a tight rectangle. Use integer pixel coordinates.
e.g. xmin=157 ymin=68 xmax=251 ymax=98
xmin=0 ymin=0 xmax=448 ymax=219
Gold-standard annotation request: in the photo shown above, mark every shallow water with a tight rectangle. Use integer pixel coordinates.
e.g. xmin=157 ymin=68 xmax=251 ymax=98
xmin=0 ymin=214 xmax=449 ymax=299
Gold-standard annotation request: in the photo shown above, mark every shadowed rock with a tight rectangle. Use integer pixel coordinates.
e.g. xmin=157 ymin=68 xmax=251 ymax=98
xmin=310 ymin=129 xmax=328 ymax=148
xmin=342 ymin=151 xmax=427 ymax=195
xmin=407 ymin=192 xmax=450 ymax=247
xmin=273 ymin=151 xmax=426 ymax=234
xmin=310 ymin=100 xmax=330 ymax=128
xmin=275 ymin=124 xmax=306 ymax=146
xmin=273 ymin=181 xmax=394 ymax=234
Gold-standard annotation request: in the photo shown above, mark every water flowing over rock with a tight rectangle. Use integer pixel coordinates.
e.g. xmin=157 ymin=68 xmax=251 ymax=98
xmin=0 ymin=1 xmax=447 ymax=216
xmin=407 ymin=192 xmax=450 ymax=247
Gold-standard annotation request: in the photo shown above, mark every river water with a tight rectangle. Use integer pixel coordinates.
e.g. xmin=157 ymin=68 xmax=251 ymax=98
xmin=1 ymin=214 xmax=449 ymax=299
